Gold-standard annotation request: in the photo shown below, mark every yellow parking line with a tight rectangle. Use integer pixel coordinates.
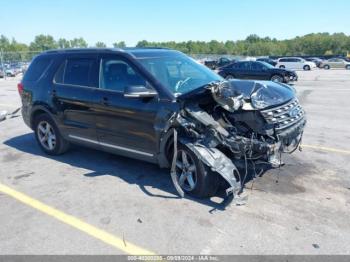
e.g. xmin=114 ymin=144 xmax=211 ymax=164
xmin=302 ymin=144 xmax=350 ymax=155
xmin=0 ymin=183 xmax=155 ymax=255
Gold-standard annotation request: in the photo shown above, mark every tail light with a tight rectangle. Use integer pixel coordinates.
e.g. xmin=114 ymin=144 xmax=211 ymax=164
xmin=17 ymin=82 xmax=24 ymax=95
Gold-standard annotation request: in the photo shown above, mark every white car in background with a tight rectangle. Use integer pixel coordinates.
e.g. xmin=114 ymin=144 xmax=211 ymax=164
xmin=276 ymin=57 xmax=316 ymax=71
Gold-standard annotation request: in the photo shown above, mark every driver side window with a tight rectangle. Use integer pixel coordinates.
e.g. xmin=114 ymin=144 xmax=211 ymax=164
xmin=99 ymin=58 xmax=147 ymax=92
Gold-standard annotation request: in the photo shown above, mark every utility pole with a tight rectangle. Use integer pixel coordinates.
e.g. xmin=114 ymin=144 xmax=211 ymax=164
xmin=0 ymin=48 xmax=6 ymax=80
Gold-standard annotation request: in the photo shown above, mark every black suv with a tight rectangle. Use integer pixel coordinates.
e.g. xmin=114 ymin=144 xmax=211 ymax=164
xmin=218 ymin=61 xmax=298 ymax=83
xmin=19 ymin=48 xmax=305 ymax=199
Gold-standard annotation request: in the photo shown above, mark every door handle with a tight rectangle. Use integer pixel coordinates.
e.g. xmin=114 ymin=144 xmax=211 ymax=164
xmin=101 ymin=97 xmax=109 ymax=106
xmin=52 ymin=89 xmax=57 ymax=97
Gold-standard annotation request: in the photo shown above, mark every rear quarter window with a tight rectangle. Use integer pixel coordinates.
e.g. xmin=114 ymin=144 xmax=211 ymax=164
xmin=23 ymin=57 xmax=52 ymax=82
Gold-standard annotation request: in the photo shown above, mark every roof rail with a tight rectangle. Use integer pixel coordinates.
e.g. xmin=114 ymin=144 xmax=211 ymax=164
xmin=43 ymin=48 xmax=124 ymax=54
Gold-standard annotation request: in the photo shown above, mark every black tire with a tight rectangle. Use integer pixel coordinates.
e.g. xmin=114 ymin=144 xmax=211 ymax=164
xmin=34 ymin=113 xmax=69 ymax=155
xmin=303 ymin=65 xmax=311 ymax=71
xmin=324 ymin=65 xmax=330 ymax=70
xmin=225 ymin=74 xmax=235 ymax=80
xmin=271 ymin=75 xmax=284 ymax=83
xmin=346 ymin=65 xmax=350 ymax=70
xmin=171 ymin=144 xmax=218 ymax=198
xmin=279 ymin=65 xmax=285 ymax=69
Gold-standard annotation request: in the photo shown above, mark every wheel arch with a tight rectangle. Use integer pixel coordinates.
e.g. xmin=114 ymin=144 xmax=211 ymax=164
xmin=30 ymin=105 xmax=55 ymax=129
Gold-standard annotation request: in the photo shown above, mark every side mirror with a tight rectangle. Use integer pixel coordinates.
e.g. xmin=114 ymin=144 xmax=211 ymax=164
xmin=124 ymin=85 xmax=157 ymax=98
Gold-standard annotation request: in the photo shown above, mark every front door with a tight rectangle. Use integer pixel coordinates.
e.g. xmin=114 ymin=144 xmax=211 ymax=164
xmin=93 ymin=55 xmax=159 ymax=160
xmin=250 ymin=62 xmax=267 ymax=80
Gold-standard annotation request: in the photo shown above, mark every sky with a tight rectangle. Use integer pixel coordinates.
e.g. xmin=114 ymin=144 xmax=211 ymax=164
xmin=0 ymin=0 xmax=349 ymax=46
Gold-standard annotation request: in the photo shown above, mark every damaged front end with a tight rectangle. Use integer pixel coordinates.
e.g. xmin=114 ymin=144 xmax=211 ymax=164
xmin=168 ymin=80 xmax=306 ymax=200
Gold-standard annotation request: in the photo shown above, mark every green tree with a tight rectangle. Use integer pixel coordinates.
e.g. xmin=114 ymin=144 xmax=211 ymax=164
xmin=58 ymin=38 xmax=70 ymax=49
xmin=95 ymin=41 xmax=107 ymax=48
xmin=113 ymin=41 xmax=126 ymax=48
xmin=30 ymin=34 xmax=58 ymax=51
xmin=136 ymin=40 xmax=149 ymax=47
xmin=70 ymin=38 xmax=88 ymax=48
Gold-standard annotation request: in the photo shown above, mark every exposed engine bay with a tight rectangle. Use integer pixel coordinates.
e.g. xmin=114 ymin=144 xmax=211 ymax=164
xmin=168 ymin=80 xmax=306 ymax=200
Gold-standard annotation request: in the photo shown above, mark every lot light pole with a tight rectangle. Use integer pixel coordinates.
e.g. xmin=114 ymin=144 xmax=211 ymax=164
xmin=0 ymin=49 xmax=5 ymax=80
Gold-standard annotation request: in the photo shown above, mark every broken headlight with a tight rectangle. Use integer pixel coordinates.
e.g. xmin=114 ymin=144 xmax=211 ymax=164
xmin=250 ymin=82 xmax=295 ymax=110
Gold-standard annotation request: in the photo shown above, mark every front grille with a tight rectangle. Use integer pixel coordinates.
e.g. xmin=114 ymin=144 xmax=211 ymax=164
xmin=261 ymin=99 xmax=305 ymax=131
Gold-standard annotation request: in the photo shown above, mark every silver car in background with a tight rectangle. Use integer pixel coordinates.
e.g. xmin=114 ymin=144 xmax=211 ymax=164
xmin=323 ymin=58 xmax=350 ymax=70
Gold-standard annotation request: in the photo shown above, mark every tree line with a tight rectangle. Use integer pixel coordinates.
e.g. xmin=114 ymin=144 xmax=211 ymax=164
xmin=1 ymin=33 xmax=349 ymax=62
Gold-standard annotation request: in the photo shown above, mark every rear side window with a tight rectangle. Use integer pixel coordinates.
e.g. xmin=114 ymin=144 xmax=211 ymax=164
xmin=237 ymin=62 xmax=250 ymax=70
xmin=251 ymin=62 xmax=264 ymax=71
xmin=54 ymin=58 xmax=98 ymax=87
xmin=23 ymin=57 xmax=52 ymax=81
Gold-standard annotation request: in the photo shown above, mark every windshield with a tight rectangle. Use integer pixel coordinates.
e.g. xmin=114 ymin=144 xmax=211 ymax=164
xmin=136 ymin=52 xmax=222 ymax=96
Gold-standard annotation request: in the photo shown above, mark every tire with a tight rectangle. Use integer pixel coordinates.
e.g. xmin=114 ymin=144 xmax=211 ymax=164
xmin=271 ymin=75 xmax=284 ymax=83
xmin=34 ymin=113 xmax=69 ymax=155
xmin=225 ymin=74 xmax=235 ymax=80
xmin=279 ymin=65 xmax=285 ymax=69
xmin=346 ymin=65 xmax=350 ymax=70
xmin=324 ymin=65 xmax=330 ymax=70
xmin=171 ymin=144 xmax=218 ymax=198
xmin=303 ymin=65 xmax=311 ymax=71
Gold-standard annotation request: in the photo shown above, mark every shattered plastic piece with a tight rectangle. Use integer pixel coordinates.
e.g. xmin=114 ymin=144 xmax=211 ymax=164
xmin=233 ymin=192 xmax=248 ymax=206
xmin=0 ymin=111 xmax=7 ymax=122
xmin=0 ymin=108 xmax=21 ymax=122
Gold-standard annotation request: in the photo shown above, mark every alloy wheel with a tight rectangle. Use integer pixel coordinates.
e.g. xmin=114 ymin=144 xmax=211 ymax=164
xmin=175 ymin=150 xmax=198 ymax=192
xmin=37 ymin=121 xmax=56 ymax=151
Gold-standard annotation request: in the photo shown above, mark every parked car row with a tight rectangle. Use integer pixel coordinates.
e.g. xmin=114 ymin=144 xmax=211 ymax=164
xmin=199 ymin=55 xmax=350 ymax=85
xmin=0 ymin=62 xmax=29 ymax=78
xmin=203 ymin=56 xmax=350 ymax=72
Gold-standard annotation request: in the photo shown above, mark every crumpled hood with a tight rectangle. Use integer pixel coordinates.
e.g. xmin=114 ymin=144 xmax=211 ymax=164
xmin=227 ymin=80 xmax=296 ymax=109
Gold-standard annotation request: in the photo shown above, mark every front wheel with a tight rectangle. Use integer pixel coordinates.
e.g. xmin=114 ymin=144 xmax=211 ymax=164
xmin=34 ymin=114 xmax=69 ymax=155
xmin=324 ymin=65 xmax=330 ymax=70
xmin=271 ymin=75 xmax=284 ymax=83
xmin=346 ymin=65 xmax=350 ymax=70
xmin=172 ymin=144 xmax=218 ymax=198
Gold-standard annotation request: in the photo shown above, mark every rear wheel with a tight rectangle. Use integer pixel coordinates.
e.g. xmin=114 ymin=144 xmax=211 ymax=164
xmin=225 ymin=74 xmax=234 ymax=80
xmin=324 ymin=65 xmax=330 ymax=70
xmin=171 ymin=144 xmax=218 ymax=198
xmin=34 ymin=114 xmax=69 ymax=155
xmin=271 ymin=75 xmax=284 ymax=83
xmin=346 ymin=65 xmax=350 ymax=70
xmin=303 ymin=65 xmax=311 ymax=71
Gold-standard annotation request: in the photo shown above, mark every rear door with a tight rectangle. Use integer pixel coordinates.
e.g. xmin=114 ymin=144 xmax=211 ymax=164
xmin=92 ymin=54 xmax=159 ymax=160
xmin=52 ymin=54 xmax=99 ymax=141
